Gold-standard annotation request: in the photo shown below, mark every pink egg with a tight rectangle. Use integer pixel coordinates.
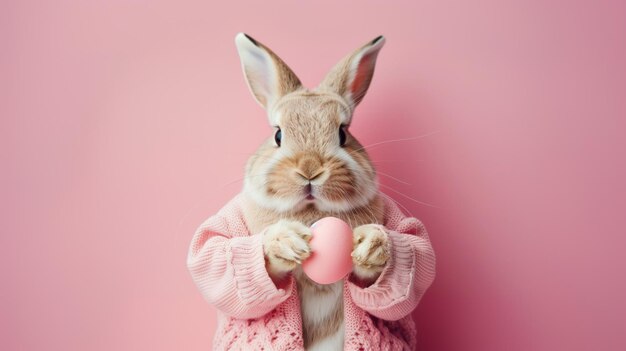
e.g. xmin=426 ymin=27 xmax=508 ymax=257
xmin=302 ymin=217 xmax=353 ymax=284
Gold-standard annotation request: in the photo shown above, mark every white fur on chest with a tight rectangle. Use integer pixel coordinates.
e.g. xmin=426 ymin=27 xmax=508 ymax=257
xmin=306 ymin=322 xmax=345 ymax=351
xmin=295 ymin=267 xmax=345 ymax=350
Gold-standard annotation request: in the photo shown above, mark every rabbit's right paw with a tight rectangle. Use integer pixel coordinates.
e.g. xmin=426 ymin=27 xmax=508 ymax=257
xmin=263 ymin=220 xmax=312 ymax=276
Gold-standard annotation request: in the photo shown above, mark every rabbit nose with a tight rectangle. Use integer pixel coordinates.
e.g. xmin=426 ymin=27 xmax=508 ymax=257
xmin=295 ymin=169 xmax=324 ymax=181
xmin=295 ymin=155 xmax=325 ymax=181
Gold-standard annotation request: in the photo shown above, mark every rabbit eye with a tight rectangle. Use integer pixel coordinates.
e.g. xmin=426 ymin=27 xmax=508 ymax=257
xmin=339 ymin=127 xmax=347 ymax=146
xmin=274 ymin=128 xmax=282 ymax=147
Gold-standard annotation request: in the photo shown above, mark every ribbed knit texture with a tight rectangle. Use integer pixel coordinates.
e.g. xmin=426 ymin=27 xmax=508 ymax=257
xmin=187 ymin=193 xmax=436 ymax=350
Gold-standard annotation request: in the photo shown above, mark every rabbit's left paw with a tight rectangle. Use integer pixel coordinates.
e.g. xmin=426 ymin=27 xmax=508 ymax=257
xmin=351 ymin=224 xmax=390 ymax=280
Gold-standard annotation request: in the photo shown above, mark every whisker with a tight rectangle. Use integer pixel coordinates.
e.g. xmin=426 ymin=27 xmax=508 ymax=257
xmin=375 ymin=171 xmax=411 ymax=185
xmin=221 ymin=172 xmax=270 ymax=186
xmin=234 ymin=152 xmax=283 ymax=164
xmin=349 ymin=131 xmax=441 ymax=156
xmin=378 ymin=192 xmax=415 ymax=218
xmin=378 ymin=183 xmax=440 ymax=209
xmin=370 ymin=159 xmax=425 ymax=164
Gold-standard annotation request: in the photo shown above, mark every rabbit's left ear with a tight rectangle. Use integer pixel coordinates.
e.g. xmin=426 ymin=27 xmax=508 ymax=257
xmin=235 ymin=33 xmax=302 ymax=111
xmin=319 ymin=36 xmax=385 ymax=111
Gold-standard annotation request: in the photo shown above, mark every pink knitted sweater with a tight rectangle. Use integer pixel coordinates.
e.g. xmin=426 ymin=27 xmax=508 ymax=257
xmin=187 ymin=193 xmax=436 ymax=350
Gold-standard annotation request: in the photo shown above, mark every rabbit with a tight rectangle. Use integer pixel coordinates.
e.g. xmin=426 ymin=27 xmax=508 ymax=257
xmin=234 ymin=33 xmax=389 ymax=350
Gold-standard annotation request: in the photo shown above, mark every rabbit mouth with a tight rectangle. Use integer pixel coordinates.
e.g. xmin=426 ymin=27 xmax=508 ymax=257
xmin=304 ymin=183 xmax=316 ymax=201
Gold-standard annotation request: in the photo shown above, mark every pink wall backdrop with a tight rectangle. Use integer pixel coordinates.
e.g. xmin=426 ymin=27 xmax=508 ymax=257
xmin=3 ymin=1 xmax=625 ymax=350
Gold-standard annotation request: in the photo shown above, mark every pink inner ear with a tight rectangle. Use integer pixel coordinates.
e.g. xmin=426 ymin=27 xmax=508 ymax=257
xmin=350 ymin=51 xmax=376 ymax=96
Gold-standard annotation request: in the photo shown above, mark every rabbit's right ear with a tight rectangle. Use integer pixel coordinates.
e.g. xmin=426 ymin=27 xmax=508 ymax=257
xmin=235 ymin=33 xmax=302 ymax=111
xmin=319 ymin=36 xmax=385 ymax=112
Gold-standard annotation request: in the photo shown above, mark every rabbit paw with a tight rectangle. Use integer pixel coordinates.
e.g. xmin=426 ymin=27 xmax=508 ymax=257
xmin=351 ymin=224 xmax=390 ymax=281
xmin=263 ymin=219 xmax=312 ymax=277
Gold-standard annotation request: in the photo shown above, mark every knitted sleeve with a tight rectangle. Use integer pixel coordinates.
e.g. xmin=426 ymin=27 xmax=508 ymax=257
xmin=186 ymin=196 xmax=294 ymax=320
xmin=347 ymin=196 xmax=436 ymax=321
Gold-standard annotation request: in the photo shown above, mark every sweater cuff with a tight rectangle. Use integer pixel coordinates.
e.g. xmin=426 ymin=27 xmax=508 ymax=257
xmin=347 ymin=230 xmax=415 ymax=311
xmin=229 ymin=233 xmax=294 ymax=308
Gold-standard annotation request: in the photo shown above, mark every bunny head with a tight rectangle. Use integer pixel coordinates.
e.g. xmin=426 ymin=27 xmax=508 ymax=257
xmin=236 ymin=33 xmax=385 ymax=213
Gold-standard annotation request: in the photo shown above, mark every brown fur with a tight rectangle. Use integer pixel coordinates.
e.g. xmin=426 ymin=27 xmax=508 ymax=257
xmin=296 ymin=277 xmax=345 ymax=347
xmin=236 ymin=33 xmax=386 ymax=349
xmin=241 ymin=192 xmax=384 ymax=237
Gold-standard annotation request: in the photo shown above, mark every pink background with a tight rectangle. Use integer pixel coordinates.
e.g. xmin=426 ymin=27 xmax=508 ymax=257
xmin=3 ymin=1 xmax=626 ymax=350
